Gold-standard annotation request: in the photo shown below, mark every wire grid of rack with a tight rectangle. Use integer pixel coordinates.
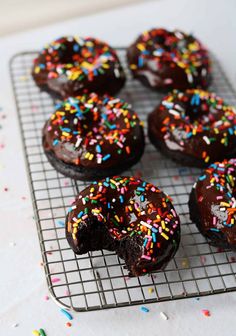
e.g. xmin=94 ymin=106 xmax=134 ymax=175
xmin=10 ymin=49 xmax=236 ymax=312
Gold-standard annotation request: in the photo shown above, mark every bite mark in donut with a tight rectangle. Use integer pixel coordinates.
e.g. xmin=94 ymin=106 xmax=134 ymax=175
xmin=189 ymin=159 xmax=236 ymax=250
xmin=66 ymin=176 xmax=181 ymax=276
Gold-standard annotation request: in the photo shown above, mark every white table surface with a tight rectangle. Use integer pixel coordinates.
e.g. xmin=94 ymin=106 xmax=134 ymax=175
xmin=0 ymin=0 xmax=235 ymax=335
xmin=0 ymin=0 xmax=147 ymax=36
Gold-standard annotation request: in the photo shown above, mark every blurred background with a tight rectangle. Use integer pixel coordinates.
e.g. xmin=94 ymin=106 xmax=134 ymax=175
xmin=0 ymin=0 xmax=235 ymax=88
xmin=0 ymin=0 xmax=152 ymax=36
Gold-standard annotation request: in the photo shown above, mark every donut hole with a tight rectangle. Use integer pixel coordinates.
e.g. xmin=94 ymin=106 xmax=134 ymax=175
xmin=183 ymin=97 xmax=210 ymax=122
xmin=45 ymin=38 xmax=80 ymax=65
xmin=49 ymin=37 xmax=115 ymax=71
xmin=64 ymin=103 xmax=127 ymax=139
xmin=56 ymin=41 xmax=77 ymax=64
xmin=153 ymin=33 xmax=166 ymax=46
xmin=173 ymin=91 xmax=222 ymax=126
xmin=147 ymin=30 xmax=195 ymax=60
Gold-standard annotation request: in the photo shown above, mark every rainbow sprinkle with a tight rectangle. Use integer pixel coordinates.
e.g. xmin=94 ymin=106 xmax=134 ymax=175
xmin=60 ymin=308 xmax=73 ymax=320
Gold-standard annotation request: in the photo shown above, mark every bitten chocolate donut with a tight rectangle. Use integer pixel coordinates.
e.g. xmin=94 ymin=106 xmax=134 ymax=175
xmin=32 ymin=36 xmax=126 ymax=98
xmin=66 ymin=176 xmax=180 ymax=276
xmin=148 ymin=89 xmax=236 ymax=167
xmin=189 ymin=159 xmax=236 ymax=250
xmin=43 ymin=93 xmax=145 ymax=180
xmin=127 ymin=28 xmax=211 ymax=91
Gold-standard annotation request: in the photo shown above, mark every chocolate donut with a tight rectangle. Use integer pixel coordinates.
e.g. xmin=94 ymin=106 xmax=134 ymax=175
xmin=189 ymin=159 xmax=236 ymax=250
xmin=66 ymin=176 xmax=180 ymax=276
xmin=42 ymin=93 xmax=145 ymax=180
xmin=32 ymin=36 xmax=126 ymax=98
xmin=148 ymin=89 xmax=236 ymax=167
xmin=127 ymin=28 xmax=211 ymax=91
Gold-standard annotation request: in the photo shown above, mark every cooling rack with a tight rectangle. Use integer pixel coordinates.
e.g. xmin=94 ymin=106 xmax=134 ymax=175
xmin=10 ymin=49 xmax=236 ymax=312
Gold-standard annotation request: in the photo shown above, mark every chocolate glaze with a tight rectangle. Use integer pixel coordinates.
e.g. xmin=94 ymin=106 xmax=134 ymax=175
xmin=43 ymin=93 xmax=145 ymax=180
xmin=32 ymin=36 xmax=126 ymax=98
xmin=66 ymin=176 xmax=180 ymax=276
xmin=43 ymin=147 xmax=144 ymax=181
xmin=148 ymin=89 xmax=236 ymax=167
xmin=189 ymin=159 xmax=236 ymax=250
xmin=127 ymin=28 xmax=211 ymax=91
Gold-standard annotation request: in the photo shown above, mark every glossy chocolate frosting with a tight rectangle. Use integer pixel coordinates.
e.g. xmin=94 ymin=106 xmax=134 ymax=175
xmin=32 ymin=36 xmax=126 ymax=98
xmin=43 ymin=93 xmax=144 ymax=175
xmin=66 ymin=176 xmax=180 ymax=276
xmin=148 ymin=89 xmax=236 ymax=167
xmin=127 ymin=28 xmax=211 ymax=91
xmin=189 ymin=159 xmax=236 ymax=249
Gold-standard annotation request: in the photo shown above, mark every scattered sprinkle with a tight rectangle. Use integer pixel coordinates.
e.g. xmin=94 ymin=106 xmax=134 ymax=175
xmin=32 ymin=331 xmax=40 ymax=336
xmin=202 ymin=309 xmax=211 ymax=317
xmin=12 ymin=323 xmax=19 ymax=328
xmin=140 ymin=306 xmax=149 ymax=313
xmin=200 ymin=256 xmax=206 ymax=264
xmin=60 ymin=308 xmax=73 ymax=320
xmin=51 ymin=277 xmax=61 ymax=283
xmin=56 ymin=220 xmax=65 ymax=227
xmin=39 ymin=329 xmax=47 ymax=336
xmin=181 ymin=258 xmax=189 ymax=268
xmin=160 ymin=312 xmax=169 ymax=320
xmin=19 ymin=75 xmax=28 ymax=81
